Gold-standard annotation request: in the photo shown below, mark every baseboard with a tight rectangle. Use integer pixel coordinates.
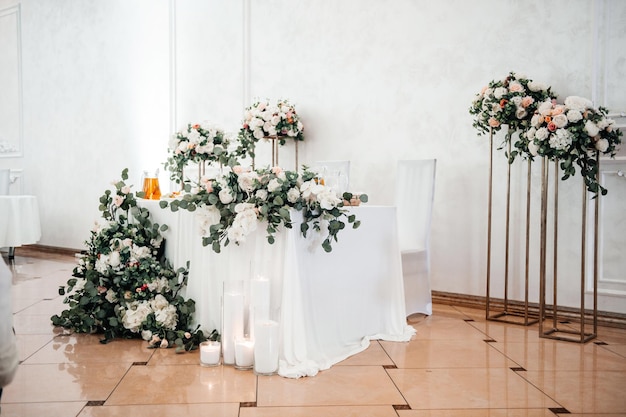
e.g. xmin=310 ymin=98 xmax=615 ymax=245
xmin=432 ymin=290 xmax=626 ymax=329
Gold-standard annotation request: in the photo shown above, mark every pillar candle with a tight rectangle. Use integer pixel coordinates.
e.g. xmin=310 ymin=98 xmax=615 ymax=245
xmin=222 ymin=290 xmax=244 ymax=365
xmin=250 ymin=277 xmax=270 ymax=340
xmin=199 ymin=341 xmax=221 ymax=367
xmin=254 ymin=319 xmax=279 ymax=375
xmin=234 ymin=338 xmax=255 ymax=369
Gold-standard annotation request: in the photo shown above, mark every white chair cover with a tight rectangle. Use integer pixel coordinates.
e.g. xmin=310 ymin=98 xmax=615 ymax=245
xmin=313 ymin=160 xmax=350 ymax=195
xmin=395 ymin=159 xmax=437 ymax=316
xmin=0 ymin=170 xmax=10 ymax=195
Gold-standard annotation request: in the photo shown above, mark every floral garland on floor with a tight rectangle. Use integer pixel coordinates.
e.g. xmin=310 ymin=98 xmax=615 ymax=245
xmin=51 ymin=169 xmax=217 ymax=351
xmin=235 ymin=99 xmax=305 ymax=160
xmin=159 ymin=166 xmax=367 ymax=253
xmin=469 ymin=71 xmax=555 ymax=162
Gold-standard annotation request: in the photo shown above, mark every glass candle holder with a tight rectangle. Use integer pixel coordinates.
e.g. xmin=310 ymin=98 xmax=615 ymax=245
xmin=199 ymin=341 xmax=221 ymax=367
xmin=234 ymin=338 xmax=255 ymax=370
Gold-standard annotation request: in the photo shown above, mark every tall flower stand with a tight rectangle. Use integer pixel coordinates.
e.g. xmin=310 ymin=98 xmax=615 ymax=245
xmin=485 ymin=129 xmax=539 ymax=325
xmin=266 ymin=135 xmax=299 ymax=170
xmin=538 ymin=157 xmax=598 ymax=343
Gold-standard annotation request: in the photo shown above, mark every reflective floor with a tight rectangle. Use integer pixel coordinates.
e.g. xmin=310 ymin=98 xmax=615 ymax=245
xmin=2 ymin=249 xmax=626 ymax=417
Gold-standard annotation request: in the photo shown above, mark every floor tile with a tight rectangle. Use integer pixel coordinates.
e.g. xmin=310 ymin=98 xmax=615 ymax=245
xmin=0 ymin=401 xmax=86 ymax=417
xmin=23 ymin=334 xmax=154 ymax=364
xmin=105 ymin=365 xmax=256 ymax=405
xmin=388 ymin=368 xmax=559 ymax=410
xmin=522 ymin=370 xmax=626 ymax=414
xmin=147 ymin=346 xmax=202 ymax=366
xmin=336 ymin=341 xmax=394 ymax=366
xmin=411 ymin=316 xmax=489 ymax=341
xmin=1 ymin=363 xmax=131 ymax=403
xmin=468 ymin=320 xmax=543 ymax=343
xmin=397 ymin=410 xmax=561 ymax=416
xmin=381 ymin=339 xmax=517 ymax=369
xmin=257 ymin=365 xmax=405 ymax=407
xmin=12 ymin=313 xmax=71 ymax=335
xmin=241 ymin=405 xmax=398 ymax=417
xmin=602 ymin=343 xmax=626 ymax=358
xmin=490 ymin=339 xmax=626 ymax=371
xmin=77 ymin=403 xmax=240 ymax=417
xmin=15 ymin=334 xmax=55 ymax=361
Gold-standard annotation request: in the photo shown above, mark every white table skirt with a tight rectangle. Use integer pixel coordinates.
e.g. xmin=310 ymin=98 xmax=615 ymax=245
xmin=0 ymin=196 xmax=41 ymax=248
xmin=139 ymin=200 xmax=415 ymax=377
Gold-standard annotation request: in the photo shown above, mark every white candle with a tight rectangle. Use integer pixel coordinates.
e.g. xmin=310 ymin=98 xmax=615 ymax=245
xmin=199 ymin=341 xmax=221 ymax=367
xmin=222 ymin=291 xmax=244 ymax=365
xmin=250 ymin=277 xmax=270 ymax=340
xmin=254 ymin=319 xmax=279 ymax=375
xmin=234 ymin=338 xmax=255 ymax=369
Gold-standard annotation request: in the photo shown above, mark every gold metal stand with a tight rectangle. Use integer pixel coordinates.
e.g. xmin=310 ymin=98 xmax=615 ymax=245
xmin=538 ymin=156 xmax=598 ymax=342
xmin=485 ymin=129 xmax=538 ymax=325
xmin=267 ymin=136 xmax=299 ymax=170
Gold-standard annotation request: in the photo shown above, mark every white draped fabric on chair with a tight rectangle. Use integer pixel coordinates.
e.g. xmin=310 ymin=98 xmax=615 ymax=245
xmin=395 ymin=159 xmax=437 ymax=316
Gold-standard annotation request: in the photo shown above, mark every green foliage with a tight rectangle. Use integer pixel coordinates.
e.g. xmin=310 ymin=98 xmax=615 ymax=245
xmin=51 ymin=169 xmax=217 ymax=351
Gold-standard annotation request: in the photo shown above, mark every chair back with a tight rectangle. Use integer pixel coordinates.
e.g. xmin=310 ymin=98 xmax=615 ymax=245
xmin=314 ymin=160 xmax=350 ymax=194
xmin=0 ymin=169 xmax=10 ymax=195
xmin=395 ymin=159 xmax=437 ymax=252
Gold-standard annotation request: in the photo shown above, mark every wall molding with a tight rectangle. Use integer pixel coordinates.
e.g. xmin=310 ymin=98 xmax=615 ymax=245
xmin=0 ymin=4 xmax=23 ymax=158
xmin=432 ymin=290 xmax=626 ymax=329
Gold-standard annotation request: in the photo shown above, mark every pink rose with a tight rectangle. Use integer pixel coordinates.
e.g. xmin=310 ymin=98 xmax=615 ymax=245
xmin=547 ymin=122 xmax=557 ymax=132
xmin=271 ymin=166 xmax=283 ymax=174
xmin=488 ymin=118 xmax=500 ymax=128
xmin=521 ymin=96 xmax=534 ymax=108
xmin=232 ymin=165 xmax=244 ymax=174
xmin=113 ymin=195 xmax=124 ymax=207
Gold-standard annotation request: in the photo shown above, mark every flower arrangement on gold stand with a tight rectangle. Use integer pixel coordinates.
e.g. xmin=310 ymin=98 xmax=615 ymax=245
xmin=522 ymin=96 xmax=623 ymax=195
xmin=159 ymin=165 xmax=367 ymax=253
xmin=165 ymin=122 xmax=234 ymax=185
xmin=51 ymin=169 xmax=218 ymax=351
xmin=235 ymin=99 xmax=305 ymax=161
xmin=469 ymin=71 xmax=555 ymax=162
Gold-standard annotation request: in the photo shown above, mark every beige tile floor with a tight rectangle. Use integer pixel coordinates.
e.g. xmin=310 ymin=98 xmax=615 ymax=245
xmin=2 ymin=250 xmax=626 ymax=417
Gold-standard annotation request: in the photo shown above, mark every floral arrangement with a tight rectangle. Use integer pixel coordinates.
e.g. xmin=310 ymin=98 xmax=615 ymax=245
xmin=469 ymin=71 xmax=555 ymax=162
xmin=236 ymin=99 xmax=305 ymax=160
xmin=51 ymin=169 xmax=218 ymax=351
xmin=159 ymin=166 xmax=367 ymax=253
xmin=165 ymin=122 xmax=233 ymax=184
xmin=522 ymin=96 xmax=623 ymax=195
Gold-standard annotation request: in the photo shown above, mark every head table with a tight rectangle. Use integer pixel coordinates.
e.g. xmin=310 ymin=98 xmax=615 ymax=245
xmin=0 ymin=196 xmax=42 ymax=259
xmin=138 ymin=199 xmax=415 ymax=378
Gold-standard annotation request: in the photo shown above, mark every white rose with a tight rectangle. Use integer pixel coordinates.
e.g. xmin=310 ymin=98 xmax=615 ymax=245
xmin=597 ymin=118 xmax=609 ymax=130
xmin=196 ymin=142 xmax=215 ymax=154
xmin=515 ymin=108 xmax=528 ymax=119
xmin=267 ymin=178 xmax=282 ymax=193
xmin=494 ymin=87 xmax=507 ymax=99
xmin=584 ymin=120 xmax=600 ymax=137
xmin=528 ymin=140 xmax=539 ymax=156
xmin=564 ymin=96 xmax=593 ymax=111
xmin=150 ymin=294 xmax=170 ymax=311
xmin=595 ymin=138 xmax=609 ymax=152
xmin=287 ymin=187 xmax=300 ymax=203
xmin=271 ymin=115 xmax=280 ymax=125
xmin=187 ymin=128 xmax=201 ymax=143
xmin=317 ymin=188 xmax=341 ymax=210
xmin=219 ymin=188 xmax=234 ymax=204
xmin=567 ymin=110 xmax=583 ymax=123
xmin=141 ymin=330 xmax=152 ymax=341
xmin=73 ymin=278 xmax=86 ymax=292
xmin=527 ymin=81 xmax=547 ymax=92
xmin=538 ymin=100 xmax=553 ymax=116
xmin=253 ymin=129 xmax=265 ymax=139
xmin=535 ymin=127 xmax=549 ymax=141
xmin=256 ymin=189 xmax=268 ymax=201
xmin=531 ymin=114 xmax=542 ymax=128
xmin=549 ymin=128 xmax=573 ymax=151
xmin=552 ymin=114 xmax=568 ymax=128
xmin=237 ymin=172 xmax=258 ymax=193
xmin=105 ymin=288 xmax=118 ymax=303
xmin=131 ymin=245 xmax=151 ymax=260
xmin=510 ymin=96 xmax=522 ymax=106
xmin=109 ymin=251 xmax=121 ymax=268
xmin=196 ymin=205 xmax=221 ymax=236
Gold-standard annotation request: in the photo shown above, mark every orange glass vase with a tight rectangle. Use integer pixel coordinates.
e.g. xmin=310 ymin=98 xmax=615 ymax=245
xmin=142 ymin=170 xmax=161 ymax=200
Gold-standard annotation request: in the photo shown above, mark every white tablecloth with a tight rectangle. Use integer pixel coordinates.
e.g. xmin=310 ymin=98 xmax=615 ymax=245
xmin=139 ymin=200 xmax=415 ymax=377
xmin=0 ymin=196 xmax=41 ymax=248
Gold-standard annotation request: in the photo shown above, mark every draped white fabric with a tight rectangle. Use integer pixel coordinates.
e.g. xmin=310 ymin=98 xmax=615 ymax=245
xmin=140 ymin=200 xmax=415 ymax=378
xmin=395 ymin=159 xmax=437 ymax=316
xmin=0 ymin=196 xmax=41 ymax=248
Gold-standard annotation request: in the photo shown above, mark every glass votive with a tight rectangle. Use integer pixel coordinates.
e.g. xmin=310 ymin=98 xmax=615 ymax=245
xmin=234 ymin=338 xmax=255 ymax=370
xmin=199 ymin=341 xmax=221 ymax=367
xmin=254 ymin=319 xmax=279 ymax=375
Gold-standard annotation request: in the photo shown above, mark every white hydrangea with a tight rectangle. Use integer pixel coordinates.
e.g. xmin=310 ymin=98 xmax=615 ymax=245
xmin=549 ymin=128 xmax=573 ymax=151
xmin=196 ymin=205 xmax=221 ymax=237
xmin=120 ymin=301 xmax=153 ymax=333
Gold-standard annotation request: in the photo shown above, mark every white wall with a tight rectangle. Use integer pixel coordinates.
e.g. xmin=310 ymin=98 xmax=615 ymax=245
xmin=0 ymin=0 xmax=625 ymax=314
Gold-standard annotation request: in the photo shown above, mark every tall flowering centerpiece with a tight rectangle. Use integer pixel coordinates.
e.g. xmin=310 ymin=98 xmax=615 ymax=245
xmin=160 ymin=166 xmax=366 ymax=253
xmin=523 ymin=96 xmax=623 ymax=195
xmin=470 ymin=71 xmax=555 ymax=162
xmin=51 ymin=169 xmax=217 ymax=351
xmin=236 ymin=99 xmax=305 ymax=159
xmin=165 ymin=122 xmax=232 ymax=185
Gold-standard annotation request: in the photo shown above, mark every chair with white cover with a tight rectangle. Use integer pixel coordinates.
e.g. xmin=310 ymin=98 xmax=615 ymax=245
xmin=313 ymin=160 xmax=350 ymax=195
xmin=0 ymin=169 xmax=10 ymax=195
xmin=395 ymin=159 xmax=436 ymax=316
